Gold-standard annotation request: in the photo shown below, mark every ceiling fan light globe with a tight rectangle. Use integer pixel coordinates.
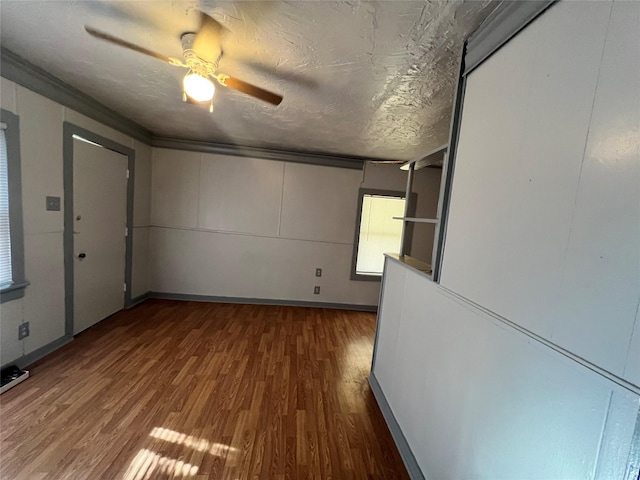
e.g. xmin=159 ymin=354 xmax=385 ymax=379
xmin=183 ymin=73 xmax=215 ymax=102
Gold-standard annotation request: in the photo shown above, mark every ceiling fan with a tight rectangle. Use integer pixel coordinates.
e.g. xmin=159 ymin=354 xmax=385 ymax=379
xmin=85 ymin=12 xmax=283 ymax=111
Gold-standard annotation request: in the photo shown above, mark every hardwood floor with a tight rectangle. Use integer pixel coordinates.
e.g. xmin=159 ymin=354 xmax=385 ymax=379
xmin=0 ymin=300 xmax=409 ymax=480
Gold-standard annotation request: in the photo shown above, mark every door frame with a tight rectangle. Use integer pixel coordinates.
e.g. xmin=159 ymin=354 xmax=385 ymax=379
xmin=63 ymin=123 xmax=135 ymax=336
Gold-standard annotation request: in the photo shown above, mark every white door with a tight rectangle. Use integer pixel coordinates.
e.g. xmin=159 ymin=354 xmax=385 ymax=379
xmin=73 ymin=138 xmax=128 ymax=334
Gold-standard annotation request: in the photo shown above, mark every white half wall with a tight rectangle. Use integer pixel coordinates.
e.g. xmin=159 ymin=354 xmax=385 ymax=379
xmin=373 ymin=258 xmax=640 ymax=479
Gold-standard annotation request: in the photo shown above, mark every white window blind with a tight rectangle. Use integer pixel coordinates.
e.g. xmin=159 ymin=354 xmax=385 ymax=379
xmin=356 ymin=195 xmax=406 ymax=275
xmin=0 ymin=127 xmax=13 ymax=287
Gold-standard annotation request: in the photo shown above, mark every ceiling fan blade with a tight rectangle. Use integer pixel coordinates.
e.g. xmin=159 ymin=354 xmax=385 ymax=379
xmin=85 ymin=27 xmax=184 ymax=66
xmin=220 ymin=76 xmax=283 ymax=106
xmin=192 ymin=12 xmax=224 ymax=64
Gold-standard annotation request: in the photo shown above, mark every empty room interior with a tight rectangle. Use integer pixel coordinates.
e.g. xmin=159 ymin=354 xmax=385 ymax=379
xmin=0 ymin=0 xmax=639 ymax=479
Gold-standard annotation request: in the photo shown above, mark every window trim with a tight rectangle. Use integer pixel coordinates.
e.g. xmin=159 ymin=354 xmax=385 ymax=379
xmin=351 ymin=188 xmax=415 ymax=282
xmin=0 ymin=109 xmax=28 ymax=303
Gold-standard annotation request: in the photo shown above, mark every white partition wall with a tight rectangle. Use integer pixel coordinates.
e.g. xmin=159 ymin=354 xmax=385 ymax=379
xmin=371 ymin=1 xmax=640 ymax=478
xmin=440 ymin=0 xmax=639 ymax=382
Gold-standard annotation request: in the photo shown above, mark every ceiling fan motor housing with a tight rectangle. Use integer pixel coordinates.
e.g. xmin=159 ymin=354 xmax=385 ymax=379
xmin=180 ymin=32 xmax=196 ymax=51
xmin=181 ymin=32 xmax=221 ymax=76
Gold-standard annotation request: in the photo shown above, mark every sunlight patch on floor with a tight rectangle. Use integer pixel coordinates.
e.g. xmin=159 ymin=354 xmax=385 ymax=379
xmin=122 ymin=448 xmax=198 ymax=480
xmin=150 ymin=426 xmax=237 ymax=456
xmin=122 ymin=427 xmax=237 ymax=479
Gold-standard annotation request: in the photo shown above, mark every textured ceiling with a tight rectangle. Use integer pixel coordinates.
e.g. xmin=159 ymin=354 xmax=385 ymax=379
xmin=0 ymin=1 xmax=497 ymax=161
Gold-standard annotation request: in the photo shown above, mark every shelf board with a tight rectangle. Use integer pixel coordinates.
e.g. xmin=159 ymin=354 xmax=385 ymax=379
xmin=393 ymin=217 xmax=438 ymax=224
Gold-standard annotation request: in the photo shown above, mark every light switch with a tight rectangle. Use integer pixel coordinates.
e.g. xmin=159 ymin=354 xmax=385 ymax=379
xmin=46 ymin=196 xmax=61 ymax=211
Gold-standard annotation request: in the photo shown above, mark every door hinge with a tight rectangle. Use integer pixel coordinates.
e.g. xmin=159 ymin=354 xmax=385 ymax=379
xmin=125 ymin=227 xmax=128 ymax=237
xmin=126 ymin=169 xmax=130 ymax=179
xmin=123 ymin=282 xmax=127 ymax=292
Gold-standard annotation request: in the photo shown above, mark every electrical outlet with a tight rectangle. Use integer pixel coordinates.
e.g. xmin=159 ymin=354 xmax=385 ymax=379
xmin=315 ymin=268 xmax=322 ymax=277
xmin=314 ymin=286 xmax=320 ymax=295
xmin=18 ymin=322 xmax=29 ymax=340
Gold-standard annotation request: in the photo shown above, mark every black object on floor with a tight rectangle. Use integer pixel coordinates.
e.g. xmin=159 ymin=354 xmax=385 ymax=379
xmin=0 ymin=364 xmax=29 ymax=394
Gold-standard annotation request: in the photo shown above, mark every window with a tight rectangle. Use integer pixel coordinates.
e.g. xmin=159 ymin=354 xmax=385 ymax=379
xmin=0 ymin=127 xmax=12 ymax=285
xmin=0 ymin=109 xmax=27 ymax=303
xmin=351 ymin=189 xmax=407 ymax=280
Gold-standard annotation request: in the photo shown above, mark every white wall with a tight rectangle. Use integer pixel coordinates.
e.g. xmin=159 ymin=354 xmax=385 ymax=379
xmin=441 ymin=0 xmax=639 ymax=381
xmin=372 ymin=0 xmax=640 ymax=477
xmin=149 ymin=152 xmax=411 ymax=305
xmin=0 ymin=78 xmax=151 ymax=366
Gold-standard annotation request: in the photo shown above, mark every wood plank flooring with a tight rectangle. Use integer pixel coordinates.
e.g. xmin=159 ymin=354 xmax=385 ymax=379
xmin=0 ymin=300 xmax=409 ymax=480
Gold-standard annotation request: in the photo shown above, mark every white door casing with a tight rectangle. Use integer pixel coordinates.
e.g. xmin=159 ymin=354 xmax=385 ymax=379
xmin=73 ymin=138 xmax=128 ymax=334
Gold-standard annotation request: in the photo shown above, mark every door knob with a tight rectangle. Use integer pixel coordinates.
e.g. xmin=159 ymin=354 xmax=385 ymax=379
xmin=78 ymin=253 xmax=86 ymax=259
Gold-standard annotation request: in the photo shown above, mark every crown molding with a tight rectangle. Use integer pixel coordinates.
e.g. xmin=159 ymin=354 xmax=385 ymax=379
xmin=1 ymin=48 xmax=371 ymax=169
xmin=465 ymin=0 xmax=557 ymax=75
xmin=151 ymin=136 xmax=367 ymax=169
xmin=1 ymin=47 xmax=153 ymax=143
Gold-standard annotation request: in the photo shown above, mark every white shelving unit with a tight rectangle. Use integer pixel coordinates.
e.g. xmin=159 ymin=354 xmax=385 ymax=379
xmin=397 ymin=144 xmax=448 ymax=268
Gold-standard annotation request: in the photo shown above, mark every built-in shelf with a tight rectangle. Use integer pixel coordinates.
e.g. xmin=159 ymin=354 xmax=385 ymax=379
xmin=393 ymin=217 xmax=438 ymax=224
xmin=396 ymin=143 xmax=449 ymax=270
